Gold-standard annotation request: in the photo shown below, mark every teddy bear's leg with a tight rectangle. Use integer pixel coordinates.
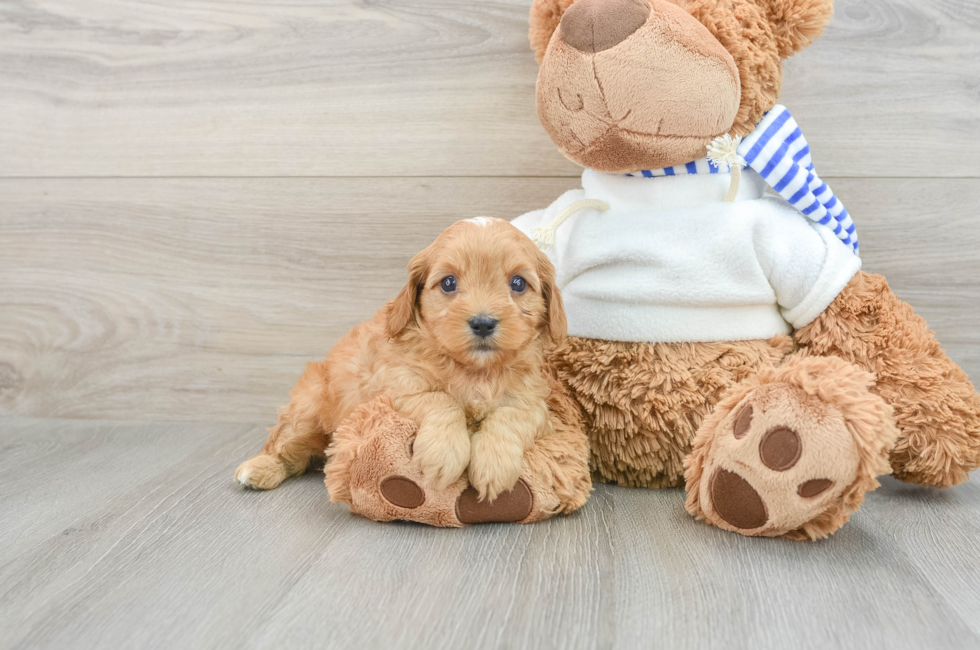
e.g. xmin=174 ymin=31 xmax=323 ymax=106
xmin=795 ymin=271 xmax=980 ymax=487
xmin=684 ymin=355 xmax=899 ymax=540
xmin=551 ymin=335 xmax=795 ymax=489
xmin=324 ymin=395 xmax=591 ymax=526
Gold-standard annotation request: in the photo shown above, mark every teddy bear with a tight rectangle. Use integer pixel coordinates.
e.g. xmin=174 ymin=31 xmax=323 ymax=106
xmin=511 ymin=0 xmax=980 ymax=539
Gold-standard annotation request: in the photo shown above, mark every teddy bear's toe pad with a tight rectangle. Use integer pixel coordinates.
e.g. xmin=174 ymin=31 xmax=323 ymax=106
xmin=797 ymin=478 xmax=833 ymax=497
xmin=380 ymin=475 xmax=426 ymax=509
xmin=709 ymin=468 xmax=768 ymax=530
xmin=759 ymin=426 xmax=802 ymax=470
xmin=455 ymin=479 xmax=534 ymax=524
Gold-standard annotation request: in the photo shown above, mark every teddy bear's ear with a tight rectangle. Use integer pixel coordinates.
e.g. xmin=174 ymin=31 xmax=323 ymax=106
xmin=529 ymin=0 xmax=577 ymax=64
xmin=756 ymin=0 xmax=835 ymax=58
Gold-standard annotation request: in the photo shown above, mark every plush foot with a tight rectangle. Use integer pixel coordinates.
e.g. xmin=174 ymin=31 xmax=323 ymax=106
xmin=684 ymin=355 xmax=899 ymax=540
xmin=324 ymin=397 xmax=585 ymax=526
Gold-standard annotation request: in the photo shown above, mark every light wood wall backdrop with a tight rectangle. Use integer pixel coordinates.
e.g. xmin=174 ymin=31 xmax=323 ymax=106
xmin=1 ymin=0 xmax=978 ymax=423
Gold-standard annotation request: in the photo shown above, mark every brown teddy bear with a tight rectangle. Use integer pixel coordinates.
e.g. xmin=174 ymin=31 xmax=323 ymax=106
xmin=512 ymin=0 xmax=980 ymax=539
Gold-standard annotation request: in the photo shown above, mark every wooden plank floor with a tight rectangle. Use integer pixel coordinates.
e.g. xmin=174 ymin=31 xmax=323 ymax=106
xmin=0 ymin=417 xmax=978 ymax=650
xmin=2 ymin=0 xmax=980 ymax=647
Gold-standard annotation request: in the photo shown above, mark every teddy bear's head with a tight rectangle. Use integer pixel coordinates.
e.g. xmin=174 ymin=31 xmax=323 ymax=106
xmin=530 ymin=0 xmax=833 ymax=173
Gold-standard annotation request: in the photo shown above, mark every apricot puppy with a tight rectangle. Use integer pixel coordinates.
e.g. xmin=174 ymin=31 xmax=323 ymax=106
xmin=235 ymin=217 xmax=566 ymax=501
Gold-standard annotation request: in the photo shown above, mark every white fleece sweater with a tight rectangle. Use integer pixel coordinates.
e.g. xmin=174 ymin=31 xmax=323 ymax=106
xmin=512 ymin=168 xmax=861 ymax=344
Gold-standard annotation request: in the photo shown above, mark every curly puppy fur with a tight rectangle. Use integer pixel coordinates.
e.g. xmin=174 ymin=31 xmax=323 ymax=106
xmin=237 ymin=218 xmax=589 ymax=508
xmin=684 ymin=355 xmax=899 ymax=541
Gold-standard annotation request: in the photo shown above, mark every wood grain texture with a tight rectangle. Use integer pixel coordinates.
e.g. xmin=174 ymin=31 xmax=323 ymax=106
xmin=1 ymin=0 xmax=978 ymax=178
xmin=1 ymin=176 xmax=977 ymax=423
xmin=0 ymin=417 xmax=978 ymax=649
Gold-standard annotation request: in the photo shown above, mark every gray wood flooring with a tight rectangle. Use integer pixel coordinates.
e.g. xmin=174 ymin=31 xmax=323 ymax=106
xmin=2 ymin=0 xmax=980 ymax=647
xmin=0 ymin=417 xmax=978 ymax=650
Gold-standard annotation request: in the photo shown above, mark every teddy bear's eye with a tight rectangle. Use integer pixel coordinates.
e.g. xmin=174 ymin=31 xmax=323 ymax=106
xmin=510 ymin=276 xmax=527 ymax=293
xmin=440 ymin=276 xmax=457 ymax=293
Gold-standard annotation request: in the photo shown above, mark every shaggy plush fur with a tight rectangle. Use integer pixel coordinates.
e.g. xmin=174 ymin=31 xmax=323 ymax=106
xmin=796 ymin=271 xmax=980 ymax=488
xmin=553 ymin=271 xmax=980 ymax=538
xmin=551 ymin=335 xmax=794 ymax=487
xmin=684 ymin=355 xmax=898 ymax=540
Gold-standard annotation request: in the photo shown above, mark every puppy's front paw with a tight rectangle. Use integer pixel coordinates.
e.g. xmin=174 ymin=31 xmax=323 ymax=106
xmin=468 ymin=433 xmax=523 ymax=502
xmin=412 ymin=425 xmax=470 ymax=490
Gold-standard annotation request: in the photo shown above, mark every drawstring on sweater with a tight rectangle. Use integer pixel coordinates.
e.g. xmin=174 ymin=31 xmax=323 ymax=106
xmin=706 ymin=134 xmax=746 ymax=202
xmin=533 ymin=135 xmax=743 ymax=251
xmin=533 ymin=199 xmax=610 ymax=250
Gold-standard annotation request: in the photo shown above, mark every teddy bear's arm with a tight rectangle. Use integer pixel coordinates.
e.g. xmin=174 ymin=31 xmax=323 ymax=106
xmin=793 ymin=270 xmax=980 ymax=488
xmin=756 ymin=203 xmax=862 ymax=330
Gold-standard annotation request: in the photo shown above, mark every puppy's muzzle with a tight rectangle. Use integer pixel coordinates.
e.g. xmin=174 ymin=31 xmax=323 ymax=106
xmin=468 ymin=315 xmax=498 ymax=339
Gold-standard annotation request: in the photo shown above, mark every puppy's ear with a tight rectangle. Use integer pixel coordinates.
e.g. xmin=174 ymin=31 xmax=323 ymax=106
xmin=536 ymin=250 xmax=567 ymax=345
xmin=385 ymin=247 xmax=431 ymax=338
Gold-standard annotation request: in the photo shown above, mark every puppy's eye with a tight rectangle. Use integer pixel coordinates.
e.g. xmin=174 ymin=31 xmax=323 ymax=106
xmin=510 ymin=276 xmax=527 ymax=293
xmin=440 ymin=276 xmax=457 ymax=293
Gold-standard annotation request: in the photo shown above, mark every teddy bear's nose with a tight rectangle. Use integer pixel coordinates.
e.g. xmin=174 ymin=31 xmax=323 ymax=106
xmin=559 ymin=0 xmax=651 ymax=53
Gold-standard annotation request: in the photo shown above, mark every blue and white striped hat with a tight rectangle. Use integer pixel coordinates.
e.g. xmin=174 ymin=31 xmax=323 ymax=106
xmin=626 ymin=105 xmax=858 ymax=254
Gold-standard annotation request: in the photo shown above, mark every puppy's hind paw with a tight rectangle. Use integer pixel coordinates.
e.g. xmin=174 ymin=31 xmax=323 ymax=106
xmin=235 ymin=455 xmax=288 ymax=490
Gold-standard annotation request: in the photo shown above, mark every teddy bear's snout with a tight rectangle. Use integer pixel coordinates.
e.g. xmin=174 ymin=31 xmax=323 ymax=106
xmin=559 ymin=0 xmax=650 ymax=54
xmin=537 ymin=0 xmax=742 ymax=173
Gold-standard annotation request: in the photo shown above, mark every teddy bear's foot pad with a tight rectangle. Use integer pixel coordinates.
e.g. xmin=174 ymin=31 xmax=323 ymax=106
xmin=455 ymin=480 xmax=533 ymax=524
xmin=699 ymin=389 xmax=856 ymax=537
xmin=685 ymin=356 xmax=898 ymax=540
xmin=707 ymin=462 xmax=835 ymax=531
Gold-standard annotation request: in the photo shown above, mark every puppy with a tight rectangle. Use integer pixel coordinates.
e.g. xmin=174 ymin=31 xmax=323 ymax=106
xmin=235 ymin=217 xmax=566 ymax=501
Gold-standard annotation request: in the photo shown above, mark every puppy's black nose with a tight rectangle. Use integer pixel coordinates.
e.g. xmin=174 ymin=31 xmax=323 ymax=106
xmin=468 ymin=315 xmax=498 ymax=338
